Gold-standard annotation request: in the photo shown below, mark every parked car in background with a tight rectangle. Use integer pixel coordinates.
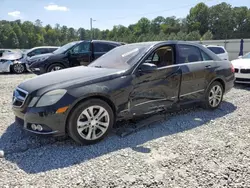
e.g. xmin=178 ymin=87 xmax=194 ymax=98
xmin=27 ymin=40 xmax=125 ymax=75
xmin=238 ymin=52 xmax=250 ymax=59
xmin=231 ymin=52 xmax=250 ymax=83
xmin=25 ymin=46 xmax=59 ymax=58
xmin=23 ymin=46 xmax=59 ymax=69
xmin=0 ymin=52 xmax=25 ymax=74
xmin=12 ymin=41 xmax=235 ymax=145
xmin=204 ymin=45 xmax=229 ymax=61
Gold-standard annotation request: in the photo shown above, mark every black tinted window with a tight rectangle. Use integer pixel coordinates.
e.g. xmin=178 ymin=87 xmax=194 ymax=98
xmin=28 ymin=48 xmax=48 ymax=56
xmin=178 ymin=44 xmax=202 ymax=63
xmin=72 ymin=42 xmax=90 ymax=53
xmin=47 ymin=48 xmax=58 ymax=53
xmin=207 ymin=47 xmax=225 ymax=54
xmin=94 ymin=43 xmax=116 ymax=53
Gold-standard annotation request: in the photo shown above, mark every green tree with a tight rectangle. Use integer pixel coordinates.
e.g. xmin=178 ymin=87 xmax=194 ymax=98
xmin=187 ymin=3 xmax=209 ymax=36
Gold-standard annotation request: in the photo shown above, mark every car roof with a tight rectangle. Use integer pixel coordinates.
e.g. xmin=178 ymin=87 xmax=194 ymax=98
xmin=122 ymin=40 xmax=209 ymax=47
xmin=91 ymin=40 xmax=125 ymax=46
xmin=31 ymin=46 xmax=60 ymax=49
xmin=0 ymin=49 xmax=13 ymax=51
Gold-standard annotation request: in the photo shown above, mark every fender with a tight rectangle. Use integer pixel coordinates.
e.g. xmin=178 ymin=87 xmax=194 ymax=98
xmin=204 ymin=76 xmax=226 ymax=94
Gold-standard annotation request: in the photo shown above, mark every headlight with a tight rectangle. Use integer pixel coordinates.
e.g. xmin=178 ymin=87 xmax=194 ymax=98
xmin=29 ymin=56 xmax=49 ymax=64
xmin=35 ymin=89 xmax=67 ymax=107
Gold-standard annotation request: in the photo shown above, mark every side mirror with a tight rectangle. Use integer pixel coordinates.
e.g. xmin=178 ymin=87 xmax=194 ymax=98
xmin=138 ymin=63 xmax=157 ymax=73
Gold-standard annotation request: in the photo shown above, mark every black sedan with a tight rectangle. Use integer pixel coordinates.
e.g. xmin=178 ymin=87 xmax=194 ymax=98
xmin=12 ymin=41 xmax=235 ymax=145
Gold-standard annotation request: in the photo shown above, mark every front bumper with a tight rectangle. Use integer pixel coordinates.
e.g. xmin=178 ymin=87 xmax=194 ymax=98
xmin=13 ymin=105 xmax=67 ymax=136
xmin=25 ymin=64 xmax=32 ymax=72
xmin=29 ymin=67 xmax=47 ymax=75
xmin=234 ymin=72 xmax=250 ymax=84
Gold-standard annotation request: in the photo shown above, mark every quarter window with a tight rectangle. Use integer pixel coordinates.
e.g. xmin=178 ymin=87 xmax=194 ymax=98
xmin=201 ymin=50 xmax=213 ymax=61
xmin=178 ymin=44 xmax=202 ymax=64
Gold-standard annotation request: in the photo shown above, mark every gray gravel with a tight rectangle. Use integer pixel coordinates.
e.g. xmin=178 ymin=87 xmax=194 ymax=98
xmin=0 ymin=73 xmax=250 ymax=188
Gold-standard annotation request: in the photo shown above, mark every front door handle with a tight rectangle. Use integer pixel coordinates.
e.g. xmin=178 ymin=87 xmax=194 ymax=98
xmin=205 ymin=65 xmax=211 ymax=68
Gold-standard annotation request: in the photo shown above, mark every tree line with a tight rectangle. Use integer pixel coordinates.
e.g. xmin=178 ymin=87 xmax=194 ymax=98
xmin=0 ymin=2 xmax=250 ymax=49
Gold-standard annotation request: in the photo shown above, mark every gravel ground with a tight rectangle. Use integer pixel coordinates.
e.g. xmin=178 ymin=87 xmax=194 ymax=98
xmin=0 ymin=73 xmax=250 ymax=188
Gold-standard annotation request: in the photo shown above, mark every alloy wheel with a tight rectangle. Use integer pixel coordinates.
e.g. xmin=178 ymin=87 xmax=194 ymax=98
xmin=76 ymin=105 xmax=110 ymax=140
xmin=13 ymin=64 xmax=24 ymax=73
xmin=209 ymin=85 xmax=223 ymax=107
xmin=51 ymin=66 xmax=62 ymax=71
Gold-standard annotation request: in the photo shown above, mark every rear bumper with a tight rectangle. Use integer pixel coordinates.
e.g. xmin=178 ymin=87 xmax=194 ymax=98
xmin=224 ymin=74 xmax=235 ymax=94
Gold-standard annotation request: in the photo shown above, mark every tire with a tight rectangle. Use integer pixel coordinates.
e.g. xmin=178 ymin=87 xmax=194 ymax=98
xmin=67 ymin=99 xmax=114 ymax=145
xmin=12 ymin=63 xmax=25 ymax=74
xmin=47 ymin=63 xmax=64 ymax=72
xmin=202 ymin=81 xmax=224 ymax=110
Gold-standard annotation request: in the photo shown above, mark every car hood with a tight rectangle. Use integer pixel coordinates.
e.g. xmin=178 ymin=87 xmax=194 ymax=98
xmin=231 ymin=59 xmax=250 ymax=68
xmin=18 ymin=66 xmax=125 ymax=94
xmin=0 ymin=53 xmax=23 ymax=61
xmin=29 ymin=53 xmax=53 ymax=61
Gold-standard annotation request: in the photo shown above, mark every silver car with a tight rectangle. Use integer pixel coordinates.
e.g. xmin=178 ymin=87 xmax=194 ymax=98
xmin=0 ymin=52 xmax=26 ymax=74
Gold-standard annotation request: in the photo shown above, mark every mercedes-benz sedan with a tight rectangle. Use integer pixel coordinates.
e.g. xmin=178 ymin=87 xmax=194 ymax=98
xmin=12 ymin=41 xmax=235 ymax=145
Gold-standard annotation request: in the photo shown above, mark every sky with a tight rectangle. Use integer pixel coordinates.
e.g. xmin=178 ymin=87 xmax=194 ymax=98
xmin=0 ymin=0 xmax=250 ymax=30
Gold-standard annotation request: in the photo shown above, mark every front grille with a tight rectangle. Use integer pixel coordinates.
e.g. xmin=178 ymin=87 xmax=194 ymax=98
xmin=235 ymin=78 xmax=250 ymax=82
xmin=240 ymin=69 xmax=250 ymax=74
xmin=12 ymin=87 xmax=28 ymax=107
xmin=234 ymin=68 xmax=239 ymax=73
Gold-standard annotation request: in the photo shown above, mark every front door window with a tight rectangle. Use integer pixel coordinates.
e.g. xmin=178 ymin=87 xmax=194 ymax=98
xmin=72 ymin=42 xmax=90 ymax=54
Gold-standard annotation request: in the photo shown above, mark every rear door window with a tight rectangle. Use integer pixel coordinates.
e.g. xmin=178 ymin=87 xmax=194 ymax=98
xmin=207 ymin=47 xmax=225 ymax=54
xmin=177 ymin=44 xmax=203 ymax=64
xmin=94 ymin=42 xmax=117 ymax=53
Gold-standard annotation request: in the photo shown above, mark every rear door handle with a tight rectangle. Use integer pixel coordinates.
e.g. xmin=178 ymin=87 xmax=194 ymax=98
xmin=205 ymin=65 xmax=211 ymax=68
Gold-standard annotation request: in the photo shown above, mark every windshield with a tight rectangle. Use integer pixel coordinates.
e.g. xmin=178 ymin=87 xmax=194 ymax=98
xmin=88 ymin=43 xmax=154 ymax=70
xmin=242 ymin=52 xmax=250 ymax=59
xmin=53 ymin=41 xmax=79 ymax=54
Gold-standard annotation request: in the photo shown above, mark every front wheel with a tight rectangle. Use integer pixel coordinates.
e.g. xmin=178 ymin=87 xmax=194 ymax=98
xmin=67 ymin=99 xmax=114 ymax=145
xmin=12 ymin=63 xmax=25 ymax=74
xmin=202 ymin=81 xmax=224 ymax=110
xmin=47 ymin=63 xmax=64 ymax=72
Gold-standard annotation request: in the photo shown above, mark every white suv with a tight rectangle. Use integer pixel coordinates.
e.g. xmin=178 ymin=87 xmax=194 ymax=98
xmin=204 ymin=45 xmax=229 ymax=61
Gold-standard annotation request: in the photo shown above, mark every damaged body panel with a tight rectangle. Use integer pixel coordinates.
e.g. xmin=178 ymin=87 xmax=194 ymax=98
xmin=0 ymin=52 xmax=25 ymax=73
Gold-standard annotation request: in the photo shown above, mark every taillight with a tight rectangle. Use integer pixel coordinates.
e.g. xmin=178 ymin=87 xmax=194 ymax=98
xmin=231 ymin=63 xmax=235 ymax=73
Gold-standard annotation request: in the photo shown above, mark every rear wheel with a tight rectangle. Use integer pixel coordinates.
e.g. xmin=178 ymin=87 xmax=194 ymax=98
xmin=47 ymin=63 xmax=64 ymax=72
xmin=202 ymin=81 xmax=224 ymax=110
xmin=67 ymin=99 xmax=114 ymax=145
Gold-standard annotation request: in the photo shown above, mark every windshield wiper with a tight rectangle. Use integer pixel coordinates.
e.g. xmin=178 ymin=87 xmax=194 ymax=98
xmin=94 ymin=66 xmax=102 ymax=68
